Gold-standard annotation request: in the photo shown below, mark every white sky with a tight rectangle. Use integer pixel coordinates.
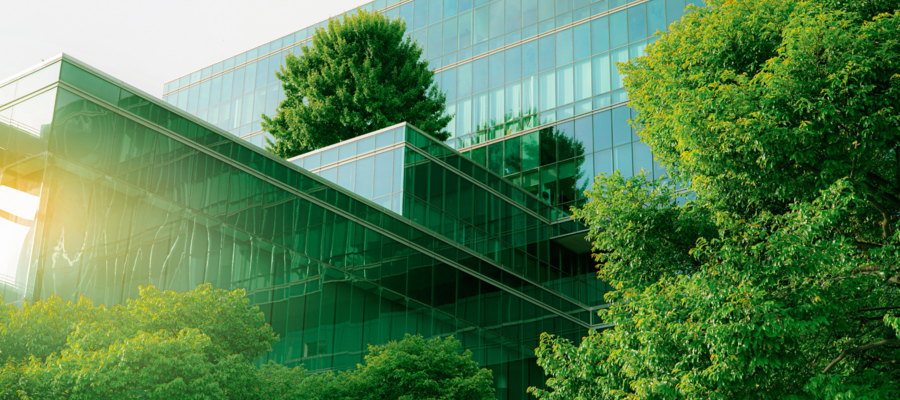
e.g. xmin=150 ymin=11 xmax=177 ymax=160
xmin=0 ymin=0 xmax=369 ymax=98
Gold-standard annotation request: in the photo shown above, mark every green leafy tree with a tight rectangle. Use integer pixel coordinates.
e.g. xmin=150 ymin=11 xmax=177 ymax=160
xmin=298 ymin=334 xmax=495 ymax=400
xmin=263 ymin=8 xmax=451 ymax=158
xmin=0 ymin=284 xmax=305 ymax=399
xmin=531 ymin=0 xmax=900 ymax=399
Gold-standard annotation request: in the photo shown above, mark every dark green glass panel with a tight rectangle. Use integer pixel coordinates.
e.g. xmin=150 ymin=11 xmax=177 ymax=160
xmin=60 ymin=62 xmax=120 ymax=105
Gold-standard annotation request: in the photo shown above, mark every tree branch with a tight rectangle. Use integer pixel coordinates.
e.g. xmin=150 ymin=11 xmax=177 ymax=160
xmin=822 ymin=339 xmax=900 ymax=373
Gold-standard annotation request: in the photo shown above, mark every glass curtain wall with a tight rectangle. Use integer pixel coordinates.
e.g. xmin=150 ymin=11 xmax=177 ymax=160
xmin=3 ymin=56 xmax=610 ymax=399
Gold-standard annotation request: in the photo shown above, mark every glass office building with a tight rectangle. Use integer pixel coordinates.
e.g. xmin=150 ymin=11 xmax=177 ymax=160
xmin=162 ymin=0 xmax=703 ymax=212
xmin=1 ymin=54 xmax=610 ymax=399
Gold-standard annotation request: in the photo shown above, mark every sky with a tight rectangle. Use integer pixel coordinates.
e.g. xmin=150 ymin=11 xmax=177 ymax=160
xmin=0 ymin=0 xmax=368 ymax=98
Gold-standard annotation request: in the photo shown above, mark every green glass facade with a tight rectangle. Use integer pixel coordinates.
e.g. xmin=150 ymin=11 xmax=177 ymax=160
xmin=1 ymin=55 xmax=608 ymax=399
xmin=160 ymin=0 xmax=702 ymax=212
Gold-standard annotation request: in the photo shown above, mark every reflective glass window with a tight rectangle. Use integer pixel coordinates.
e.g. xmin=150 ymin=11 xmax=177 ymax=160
xmin=489 ymin=87 xmax=504 ymax=124
xmin=428 ymin=23 xmax=443 ymax=59
xmin=667 ymin=0 xmax=686 ymax=25
xmin=609 ymin=10 xmax=627 ymax=49
xmin=574 ymin=58 xmax=592 ymax=101
xmin=538 ymin=0 xmax=554 ymax=21
xmin=506 ymin=0 xmax=522 ymax=33
xmin=373 ymin=151 xmax=393 ymax=198
xmin=628 ymin=4 xmax=647 ymax=43
xmin=505 ymin=47 xmax=521 ymax=83
xmin=614 ymin=143 xmax=632 ymax=177
xmin=538 ymin=35 xmax=555 ymax=72
xmin=538 ymin=70 xmax=555 ymax=111
xmin=556 ymin=64 xmax=574 ymax=106
xmin=522 ymin=0 xmax=538 ymax=26
xmin=443 ymin=68 xmax=457 ymax=101
xmin=474 ymin=5 xmax=489 ymax=43
xmin=472 ymin=57 xmax=488 ymax=93
xmin=522 ymin=75 xmax=538 ymax=115
xmin=505 ymin=81 xmax=521 ymax=119
xmin=187 ymin=85 xmax=200 ymax=113
xmin=414 ymin=0 xmax=429 ymax=30
xmin=322 ymin=147 xmax=338 ymax=166
xmin=573 ymin=22 xmax=591 ymax=61
xmin=591 ymin=16 xmax=609 ymax=55
xmin=522 ymin=130 xmax=539 ymax=170
xmin=522 ymin=40 xmax=538 ymax=78
xmin=457 ymin=63 xmax=472 ymax=98
xmin=504 ymin=135 xmax=521 ymax=174
xmin=488 ymin=142 xmax=503 ymax=175
xmin=458 ymin=11 xmax=473 ymax=49
xmin=244 ymin=63 xmax=257 ymax=93
xmin=612 ymin=106 xmax=631 ymax=147
xmin=489 ymin=1 xmax=504 ymax=38
xmin=428 ymin=0 xmax=443 ymax=24
xmin=488 ymin=52 xmax=504 ymax=89
xmin=443 ymin=17 xmax=458 ymax=55
xmin=591 ymin=52 xmax=610 ymax=95
xmin=610 ymin=47 xmax=628 ymax=90
xmin=555 ymin=28 xmax=573 ymax=67
xmin=356 ymin=156 xmax=375 ymax=198
xmin=199 ymin=80 xmax=211 ymax=110
xmin=574 ymin=115 xmax=592 ymax=153
xmin=221 ymin=72 xmax=233 ymax=101
xmin=445 ymin=0 xmax=458 ymax=18
xmin=593 ymin=109 xmax=611 ymax=150
xmin=647 ymin=0 xmax=666 ymax=35
xmin=339 ymin=142 xmax=357 ymax=161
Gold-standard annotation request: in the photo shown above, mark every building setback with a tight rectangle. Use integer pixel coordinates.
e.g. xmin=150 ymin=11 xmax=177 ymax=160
xmin=0 ymin=1 xmax=703 ymax=398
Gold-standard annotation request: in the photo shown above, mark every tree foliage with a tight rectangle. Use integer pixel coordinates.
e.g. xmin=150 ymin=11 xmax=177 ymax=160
xmin=0 ymin=284 xmax=305 ymax=399
xmin=532 ymin=0 xmax=900 ymax=398
xmin=298 ymin=334 xmax=495 ymax=400
xmin=263 ymin=8 xmax=451 ymax=158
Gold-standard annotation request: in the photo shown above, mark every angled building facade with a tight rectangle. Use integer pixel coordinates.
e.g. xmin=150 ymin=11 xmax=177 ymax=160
xmin=1 ymin=55 xmax=608 ymax=399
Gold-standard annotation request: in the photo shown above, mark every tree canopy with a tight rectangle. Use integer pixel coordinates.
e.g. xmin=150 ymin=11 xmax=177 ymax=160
xmin=0 ymin=284 xmax=305 ymax=399
xmin=297 ymin=334 xmax=495 ymax=400
xmin=263 ymin=8 xmax=451 ymax=158
xmin=532 ymin=0 xmax=900 ymax=398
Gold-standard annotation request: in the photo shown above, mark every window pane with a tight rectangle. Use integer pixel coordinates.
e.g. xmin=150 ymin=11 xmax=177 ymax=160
xmin=187 ymin=84 xmax=200 ymax=113
xmin=474 ymin=4 xmax=489 ymax=43
xmin=443 ymin=17 xmax=458 ymax=54
xmin=456 ymin=96 xmax=472 ymax=135
xmin=505 ymin=47 xmax=521 ymax=83
xmin=574 ymin=58 xmax=592 ymax=101
xmin=429 ymin=0 xmax=443 ymax=24
xmin=538 ymin=35 xmax=555 ymax=72
xmin=556 ymin=64 xmax=574 ymax=106
xmin=522 ymin=131 xmax=539 ymax=170
xmin=647 ymin=0 xmax=666 ymax=36
xmin=593 ymin=110 xmax=611 ymax=149
xmin=337 ymin=162 xmax=356 ymax=191
xmin=522 ymin=40 xmax=538 ymax=78
xmin=538 ymin=70 xmax=556 ymax=111
xmin=555 ymin=28 xmax=573 ymax=66
xmin=356 ymin=156 xmax=375 ymax=198
xmin=489 ymin=52 xmax=504 ymax=88
xmin=458 ymin=63 xmax=472 ymax=98
xmin=458 ymin=10 xmax=473 ymax=48
xmin=489 ymin=1 xmax=504 ymax=38
xmin=609 ymin=10 xmax=627 ymax=49
xmin=473 ymin=57 xmax=488 ymax=93
xmin=428 ymin=23 xmax=443 ymax=59
xmin=628 ymin=4 xmax=647 ymax=43
xmin=591 ymin=17 xmax=609 ymax=54
xmin=574 ymin=115 xmax=592 ymax=153
xmin=505 ymin=81 xmax=521 ymax=120
xmin=503 ymin=136 xmax=521 ymax=174
xmin=473 ymin=91 xmax=489 ymax=131
xmin=591 ymin=53 xmax=610 ymax=95
xmin=523 ymin=0 xmax=538 ymax=26
xmin=506 ymin=0 xmax=522 ymax=33
xmin=489 ymin=86 xmax=505 ymax=124
xmin=612 ymin=106 xmax=631 ymax=146
xmin=443 ymin=67 xmax=457 ymax=101
xmin=415 ymin=0 xmax=429 ymax=30
xmin=198 ymin=80 xmax=211 ymax=110
xmin=614 ymin=143 xmax=632 ymax=177
xmin=488 ymin=142 xmax=503 ymax=175
xmin=209 ymin=76 xmax=222 ymax=105
xmin=594 ymin=148 xmax=612 ymax=176
xmin=610 ymin=47 xmax=628 ymax=90
xmin=522 ymin=75 xmax=538 ymax=115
